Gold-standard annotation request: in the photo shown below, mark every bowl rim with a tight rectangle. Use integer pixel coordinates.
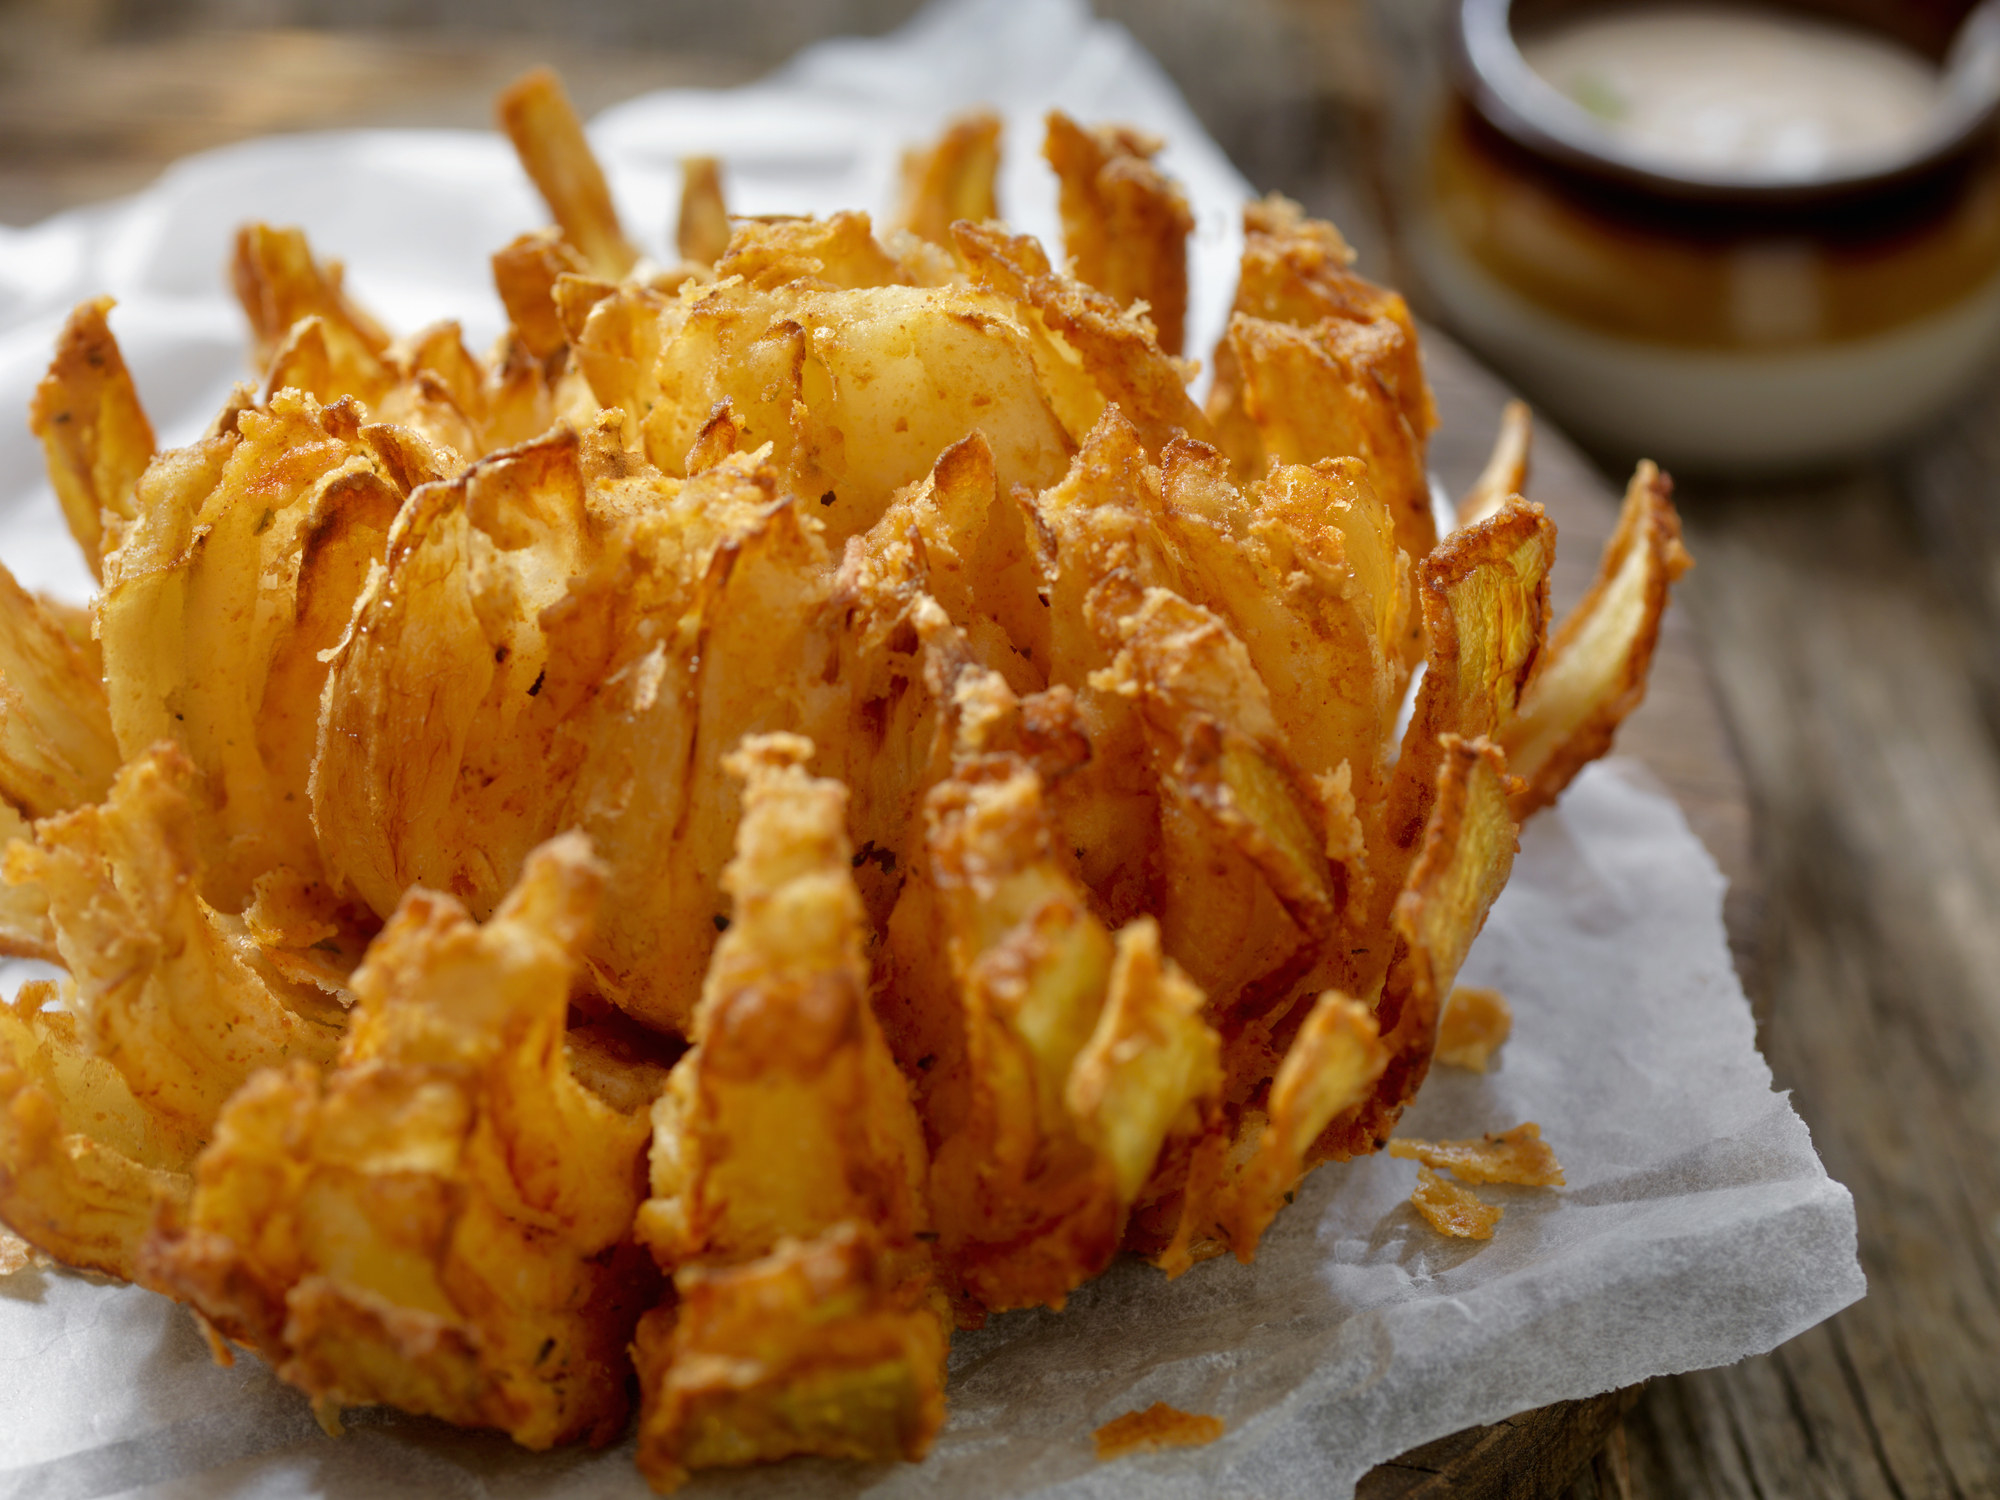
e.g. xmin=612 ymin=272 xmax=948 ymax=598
xmin=1450 ymin=0 xmax=2000 ymax=205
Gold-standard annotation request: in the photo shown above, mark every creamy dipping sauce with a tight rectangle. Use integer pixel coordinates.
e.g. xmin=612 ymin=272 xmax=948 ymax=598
xmin=1520 ymin=6 xmax=1943 ymax=180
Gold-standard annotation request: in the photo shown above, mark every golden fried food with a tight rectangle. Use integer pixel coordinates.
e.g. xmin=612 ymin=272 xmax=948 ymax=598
xmin=1457 ymin=399 xmax=1532 ymax=529
xmin=145 ymin=835 xmax=653 ymax=1449
xmin=7 ymin=746 xmax=343 ymax=1160
xmin=0 ymin=978 xmax=190 ymax=1283
xmin=0 ymin=557 xmax=119 ymax=835
xmin=896 ymin=110 xmax=1002 ymax=246
xmin=1435 ymin=985 xmax=1513 ymax=1071
xmin=101 ymin=391 xmax=398 ymax=906
xmin=1390 ymin=1123 xmax=1565 ymax=1187
xmin=1093 ymin=1402 xmax=1225 ymax=1460
xmin=636 ymin=735 xmax=933 ymax=1273
xmin=0 ymin=1224 xmax=47 ymax=1274
xmin=675 ymin=157 xmax=731 ymax=265
xmin=234 ymin=225 xmax=395 ymax=398
xmin=633 ymin=739 xmax=945 ymax=1486
xmin=1411 ymin=1165 xmax=1502 ymax=1239
xmin=1044 ymin=111 xmax=1194 ymax=356
xmin=498 ymin=67 xmax=640 ymax=280
xmin=28 ymin=297 xmax=155 ymax=576
xmin=0 ymin=66 xmax=1692 ymax=1485
xmin=635 ymin=1222 xmax=948 ymax=1489
xmin=1501 ymin=462 xmax=1693 ymax=816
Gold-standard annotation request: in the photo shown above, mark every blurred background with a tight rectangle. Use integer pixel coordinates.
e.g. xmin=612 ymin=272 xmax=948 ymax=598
xmin=3 ymin=2 xmax=1998 ymax=1496
xmin=0 ymin=0 xmax=1366 ymax=235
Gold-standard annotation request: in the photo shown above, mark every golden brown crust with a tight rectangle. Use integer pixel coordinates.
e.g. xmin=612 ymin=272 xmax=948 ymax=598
xmin=1458 ymin=399 xmax=1532 ymax=530
xmin=952 ymin=219 xmax=1211 ymax=456
xmin=1501 ymin=462 xmax=1692 ymax=817
xmin=493 ymin=228 xmax=590 ymax=362
xmin=0 ymin=101 xmax=1693 ymax=1476
xmin=1093 ymin=1401 xmax=1225 ymax=1459
xmin=1434 ymin=984 xmax=1512 ymax=1071
xmin=634 ymin=1223 xmax=948 ymax=1491
xmin=675 ymin=157 xmax=732 ymax=266
xmin=1322 ymin=735 xmax=1518 ymax=1162
xmin=1389 ymin=1122 xmax=1564 ymax=1187
xmin=28 ymin=297 xmax=157 ymax=576
xmin=896 ymin=111 xmax=1002 ymax=247
xmin=1044 ymin=111 xmax=1193 ymax=356
xmin=496 ymin=68 xmax=639 ymax=280
xmin=1411 ymin=1165 xmax=1501 ymax=1239
xmin=1378 ymin=499 xmax=1553 ymax=903
xmin=144 ymin=835 xmax=654 ymax=1450
xmin=232 ymin=224 xmax=393 ymax=394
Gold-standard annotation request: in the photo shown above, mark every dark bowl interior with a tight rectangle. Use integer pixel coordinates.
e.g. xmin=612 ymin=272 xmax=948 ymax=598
xmin=1453 ymin=0 xmax=2000 ymax=205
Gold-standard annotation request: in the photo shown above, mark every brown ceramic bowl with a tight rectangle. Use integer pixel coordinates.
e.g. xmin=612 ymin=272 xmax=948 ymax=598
xmin=1451 ymin=0 xmax=2000 ymax=204
xmin=1405 ymin=0 xmax=2000 ymax=469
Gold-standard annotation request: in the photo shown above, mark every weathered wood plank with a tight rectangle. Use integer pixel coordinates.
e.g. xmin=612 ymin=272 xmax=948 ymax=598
xmin=1349 ymin=330 xmax=1757 ymax=1495
xmin=1359 ymin=1391 xmax=1641 ymax=1500
xmin=1588 ymin=463 xmax=2000 ymax=1500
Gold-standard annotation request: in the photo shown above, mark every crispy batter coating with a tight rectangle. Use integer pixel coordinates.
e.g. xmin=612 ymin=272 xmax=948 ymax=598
xmin=1435 ymin=985 xmax=1512 ymax=1071
xmin=1390 ymin=1123 xmax=1564 ymax=1187
xmin=634 ymin=1223 xmax=948 ymax=1491
xmin=1331 ymin=736 xmax=1519 ymax=1159
xmin=240 ymin=224 xmax=581 ymax=462
xmin=953 ymin=220 xmax=1210 ymax=457
xmin=1371 ymin=501 xmax=1552 ymax=952
xmin=1459 ymin=400 xmax=1532 ymax=530
xmin=0 ymin=77 xmax=1690 ymax=1480
xmin=897 ymin=111 xmax=1002 ymax=246
xmin=1045 ymin=111 xmax=1193 ymax=355
xmin=1093 ymin=1401 xmax=1225 ymax=1460
xmin=0 ymin=557 xmax=119 ymax=828
xmin=917 ymin=752 xmax=1122 ymax=1313
xmin=639 ymin=264 xmax=1076 ymax=544
xmin=494 ymin=228 xmax=590 ymax=362
xmin=4 ymin=746 xmax=343 ymax=1161
xmin=0 ymin=1225 xmax=49 ymax=1274
xmin=1203 ymin=196 xmax=1437 ymax=656
xmin=676 ymin=157 xmax=732 ymax=265
xmin=233 ymin=224 xmax=393 ymax=394
xmin=101 ymin=389 xmax=399 ymax=907
xmin=1411 ymin=1165 xmax=1501 ymax=1239
xmin=907 ymin=722 xmax=1220 ymax=1318
xmin=1068 ymin=917 xmax=1221 ymax=1205
xmin=497 ymin=68 xmax=639 ymax=280
xmin=633 ymin=741 xmax=946 ymax=1487
xmin=145 ymin=835 xmax=654 ymax=1449
xmin=28 ymin=298 xmax=155 ymax=575
xmin=0 ymin=980 xmax=191 ymax=1282
xmin=1501 ymin=462 xmax=1691 ymax=817
xmin=1223 ymin=194 xmax=1434 ymax=442
xmin=1211 ymin=990 xmax=1386 ymax=1258
xmin=636 ymin=735 xmax=932 ymax=1271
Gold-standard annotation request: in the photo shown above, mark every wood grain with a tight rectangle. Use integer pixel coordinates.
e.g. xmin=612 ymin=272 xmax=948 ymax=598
xmin=1347 ymin=329 xmax=1758 ymax=1499
xmin=1605 ymin=453 xmax=2000 ymax=1500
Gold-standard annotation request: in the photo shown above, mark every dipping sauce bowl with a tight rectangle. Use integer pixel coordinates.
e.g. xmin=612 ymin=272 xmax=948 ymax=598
xmin=1407 ymin=0 xmax=2000 ymax=470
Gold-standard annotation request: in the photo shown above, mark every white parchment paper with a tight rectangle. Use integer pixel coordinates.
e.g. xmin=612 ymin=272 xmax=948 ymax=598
xmin=0 ymin=1 xmax=1862 ymax=1495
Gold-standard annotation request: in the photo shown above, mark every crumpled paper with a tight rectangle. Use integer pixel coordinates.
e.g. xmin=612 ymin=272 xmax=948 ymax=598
xmin=0 ymin=1 xmax=1863 ymax=1496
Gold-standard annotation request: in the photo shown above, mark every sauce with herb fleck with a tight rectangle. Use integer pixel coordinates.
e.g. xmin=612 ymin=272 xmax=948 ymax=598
xmin=1520 ymin=6 xmax=1941 ymax=180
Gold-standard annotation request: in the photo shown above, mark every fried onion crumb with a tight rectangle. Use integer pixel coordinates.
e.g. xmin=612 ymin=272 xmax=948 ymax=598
xmin=1093 ymin=1402 xmax=1225 ymax=1460
xmin=1435 ymin=985 xmax=1512 ymax=1070
xmin=1410 ymin=1166 xmax=1503 ymax=1240
xmin=1389 ymin=1122 xmax=1565 ymax=1187
xmin=0 ymin=1226 xmax=48 ymax=1276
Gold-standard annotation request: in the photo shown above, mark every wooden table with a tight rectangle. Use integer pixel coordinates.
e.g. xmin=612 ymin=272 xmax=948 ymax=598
xmin=1414 ymin=303 xmax=2000 ymax=1500
xmin=1354 ymin=328 xmax=1757 ymax=1500
xmin=6 ymin=20 xmax=1993 ymax=1500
